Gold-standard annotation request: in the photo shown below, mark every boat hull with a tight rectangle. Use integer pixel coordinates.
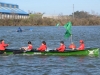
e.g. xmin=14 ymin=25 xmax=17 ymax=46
xmin=2 ymin=48 xmax=99 ymax=56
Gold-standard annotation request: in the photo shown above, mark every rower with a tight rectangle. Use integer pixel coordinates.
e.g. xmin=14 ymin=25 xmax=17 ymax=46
xmin=56 ymin=41 xmax=66 ymax=52
xmin=77 ymin=40 xmax=85 ymax=50
xmin=21 ymin=41 xmax=33 ymax=52
xmin=37 ymin=41 xmax=47 ymax=52
xmin=69 ymin=42 xmax=76 ymax=50
xmin=17 ymin=27 xmax=22 ymax=32
xmin=0 ymin=39 xmax=9 ymax=54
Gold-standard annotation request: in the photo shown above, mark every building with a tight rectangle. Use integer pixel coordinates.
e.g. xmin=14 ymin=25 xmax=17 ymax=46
xmin=42 ymin=14 xmax=59 ymax=19
xmin=0 ymin=2 xmax=29 ymax=19
xmin=42 ymin=14 xmax=68 ymax=19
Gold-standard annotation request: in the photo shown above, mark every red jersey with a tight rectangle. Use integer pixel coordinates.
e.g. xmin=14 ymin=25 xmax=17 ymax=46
xmin=0 ymin=42 xmax=8 ymax=50
xmin=56 ymin=44 xmax=66 ymax=52
xmin=37 ymin=44 xmax=47 ymax=52
xmin=28 ymin=44 xmax=33 ymax=51
xmin=69 ymin=44 xmax=76 ymax=49
xmin=78 ymin=43 xmax=85 ymax=50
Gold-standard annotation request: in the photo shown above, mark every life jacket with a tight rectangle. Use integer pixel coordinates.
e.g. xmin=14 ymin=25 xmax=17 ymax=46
xmin=78 ymin=43 xmax=85 ymax=50
xmin=28 ymin=44 xmax=33 ymax=51
xmin=0 ymin=42 xmax=8 ymax=50
xmin=56 ymin=44 xmax=66 ymax=52
xmin=37 ymin=44 xmax=47 ymax=52
xmin=69 ymin=44 xmax=76 ymax=49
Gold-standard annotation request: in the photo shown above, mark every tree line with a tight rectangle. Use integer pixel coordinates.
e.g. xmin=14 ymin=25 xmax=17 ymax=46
xmin=0 ymin=11 xmax=100 ymax=26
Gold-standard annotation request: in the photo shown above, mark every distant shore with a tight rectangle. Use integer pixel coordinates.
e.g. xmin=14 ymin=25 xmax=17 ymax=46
xmin=0 ymin=17 xmax=100 ymax=26
xmin=0 ymin=11 xmax=100 ymax=26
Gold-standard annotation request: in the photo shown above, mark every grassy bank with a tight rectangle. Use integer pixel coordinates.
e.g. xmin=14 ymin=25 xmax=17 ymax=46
xmin=0 ymin=17 xmax=100 ymax=26
xmin=0 ymin=11 xmax=100 ymax=26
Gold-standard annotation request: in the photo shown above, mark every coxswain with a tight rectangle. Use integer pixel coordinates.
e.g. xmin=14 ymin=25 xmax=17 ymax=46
xmin=37 ymin=41 xmax=47 ymax=52
xmin=69 ymin=42 xmax=76 ymax=50
xmin=0 ymin=39 xmax=9 ymax=54
xmin=56 ymin=41 xmax=66 ymax=52
xmin=77 ymin=40 xmax=85 ymax=50
xmin=21 ymin=41 xmax=33 ymax=51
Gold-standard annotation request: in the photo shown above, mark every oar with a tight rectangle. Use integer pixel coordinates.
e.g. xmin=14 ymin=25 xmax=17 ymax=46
xmin=6 ymin=48 xmax=21 ymax=51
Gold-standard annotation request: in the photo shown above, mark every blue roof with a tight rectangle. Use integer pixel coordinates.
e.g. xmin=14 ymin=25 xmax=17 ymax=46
xmin=0 ymin=2 xmax=18 ymax=6
xmin=0 ymin=7 xmax=28 ymax=15
xmin=0 ymin=2 xmax=19 ymax=8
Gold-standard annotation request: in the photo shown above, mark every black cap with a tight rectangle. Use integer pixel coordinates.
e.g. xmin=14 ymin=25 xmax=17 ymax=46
xmin=42 ymin=41 xmax=46 ymax=45
xmin=1 ymin=39 xmax=4 ymax=41
xmin=28 ymin=41 xmax=31 ymax=44
xmin=60 ymin=41 xmax=64 ymax=44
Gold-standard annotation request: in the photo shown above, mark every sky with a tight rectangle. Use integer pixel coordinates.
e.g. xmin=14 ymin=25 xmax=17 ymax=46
xmin=0 ymin=0 xmax=100 ymax=15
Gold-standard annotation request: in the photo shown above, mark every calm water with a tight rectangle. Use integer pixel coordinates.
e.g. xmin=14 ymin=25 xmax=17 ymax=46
xmin=0 ymin=26 xmax=100 ymax=75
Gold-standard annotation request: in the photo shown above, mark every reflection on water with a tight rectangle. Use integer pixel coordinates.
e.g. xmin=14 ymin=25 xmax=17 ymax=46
xmin=78 ymin=56 xmax=85 ymax=62
xmin=0 ymin=26 xmax=100 ymax=75
xmin=0 ymin=55 xmax=100 ymax=75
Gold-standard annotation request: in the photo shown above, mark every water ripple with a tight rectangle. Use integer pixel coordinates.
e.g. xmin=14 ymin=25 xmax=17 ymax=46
xmin=0 ymin=26 xmax=100 ymax=75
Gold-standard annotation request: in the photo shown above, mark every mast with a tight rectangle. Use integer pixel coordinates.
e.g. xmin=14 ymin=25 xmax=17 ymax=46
xmin=71 ymin=4 xmax=74 ymax=43
xmin=73 ymin=4 xmax=74 ymax=20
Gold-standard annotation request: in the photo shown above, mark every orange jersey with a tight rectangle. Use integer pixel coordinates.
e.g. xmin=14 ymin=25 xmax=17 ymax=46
xmin=69 ymin=44 xmax=76 ymax=49
xmin=37 ymin=44 xmax=47 ymax=52
xmin=28 ymin=44 xmax=33 ymax=51
xmin=78 ymin=43 xmax=85 ymax=50
xmin=0 ymin=42 xmax=8 ymax=50
xmin=56 ymin=44 xmax=66 ymax=52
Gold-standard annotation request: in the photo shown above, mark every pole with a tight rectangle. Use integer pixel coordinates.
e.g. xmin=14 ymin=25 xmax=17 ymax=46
xmin=71 ymin=4 xmax=74 ymax=44
xmin=73 ymin=4 xmax=74 ymax=20
xmin=70 ymin=35 xmax=73 ymax=43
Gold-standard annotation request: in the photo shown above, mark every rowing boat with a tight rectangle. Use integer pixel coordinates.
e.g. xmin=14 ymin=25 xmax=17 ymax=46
xmin=1 ymin=48 xmax=99 ymax=56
